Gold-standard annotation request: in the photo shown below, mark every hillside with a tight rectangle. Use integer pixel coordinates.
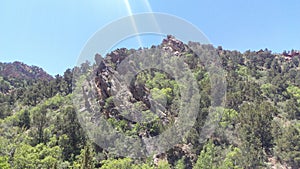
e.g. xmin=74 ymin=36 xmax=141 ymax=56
xmin=0 ymin=36 xmax=299 ymax=169
xmin=0 ymin=61 xmax=53 ymax=81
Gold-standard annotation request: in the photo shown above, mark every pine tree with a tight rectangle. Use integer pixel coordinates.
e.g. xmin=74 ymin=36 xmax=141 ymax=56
xmin=18 ymin=109 xmax=30 ymax=129
xmin=81 ymin=143 xmax=94 ymax=169
xmin=194 ymin=140 xmax=216 ymax=169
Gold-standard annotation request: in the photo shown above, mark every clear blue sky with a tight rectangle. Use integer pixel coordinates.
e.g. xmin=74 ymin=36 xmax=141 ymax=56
xmin=1 ymin=0 xmax=299 ymax=75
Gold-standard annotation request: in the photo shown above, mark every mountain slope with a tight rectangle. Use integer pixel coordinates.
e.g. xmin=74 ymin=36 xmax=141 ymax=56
xmin=0 ymin=61 xmax=53 ymax=81
xmin=0 ymin=36 xmax=299 ymax=168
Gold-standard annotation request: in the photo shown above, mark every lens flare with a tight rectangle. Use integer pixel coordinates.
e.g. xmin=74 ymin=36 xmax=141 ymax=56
xmin=143 ymin=0 xmax=161 ymax=33
xmin=124 ymin=0 xmax=143 ymax=47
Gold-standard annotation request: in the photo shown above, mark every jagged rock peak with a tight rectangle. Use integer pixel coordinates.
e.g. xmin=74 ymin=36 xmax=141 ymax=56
xmin=106 ymin=48 xmax=129 ymax=65
xmin=162 ymin=35 xmax=186 ymax=53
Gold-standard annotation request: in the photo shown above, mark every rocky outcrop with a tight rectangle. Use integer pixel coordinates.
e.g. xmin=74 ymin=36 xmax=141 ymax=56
xmin=94 ymin=36 xmax=182 ymax=113
xmin=162 ymin=35 xmax=186 ymax=54
xmin=93 ymin=35 xmax=199 ymax=164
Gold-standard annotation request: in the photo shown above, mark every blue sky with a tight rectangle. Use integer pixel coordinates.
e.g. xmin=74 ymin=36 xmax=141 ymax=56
xmin=0 ymin=0 xmax=299 ymax=75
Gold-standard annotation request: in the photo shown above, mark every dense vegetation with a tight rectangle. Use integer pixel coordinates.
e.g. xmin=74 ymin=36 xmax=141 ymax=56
xmin=0 ymin=37 xmax=299 ymax=168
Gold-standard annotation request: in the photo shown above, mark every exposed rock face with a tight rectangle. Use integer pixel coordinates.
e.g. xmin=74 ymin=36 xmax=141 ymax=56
xmin=93 ymin=35 xmax=199 ymax=164
xmin=152 ymin=143 xmax=195 ymax=167
xmin=95 ymin=49 xmax=140 ymax=122
xmin=162 ymin=35 xmax=187 ymax=54
xmin=0 ymin=61 xmax=53 ymax=81
xmin=94 ymin=36 xmax=186 ymax=112
xmin=95 ymin=61 xmax=112 ymax=102
xmin=107 ymin=48 xmax=128 ymax=64
xmin=95 ymin=48 xmax=131 ymax=102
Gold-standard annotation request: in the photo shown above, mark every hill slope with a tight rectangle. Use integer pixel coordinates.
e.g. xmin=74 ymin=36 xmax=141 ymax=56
xmin=0 ymin=36 xmax=299 ymax=168
xmin=0 ymin=61 xmax=53 ymax=81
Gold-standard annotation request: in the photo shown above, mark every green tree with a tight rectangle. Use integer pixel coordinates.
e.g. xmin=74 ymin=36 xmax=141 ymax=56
xmin=31 ymin=106 xmax=48 ymax=144
xmin=12 ymin=142 xmax=62 ymax=169
xmin=100 ymin=158 xmax=132 ymax=169
xmin=237 ymin=102 xmax=275 ymax=168
xmin=0 ymin=155 xmax=10 ymax=169
xmin=194 ymin=141 xmax=216 ymax=169
xmin=61 ymin=106 xmax=86 ymax=161
xmin=157 ymin=160 xmax=171 ymax=169
xmin=18 ymin=109 xmax=30 ymax=129
xmin=219 ymin=146 xmax=242 ymax=169
xmin=272 ymin=120 xmax=300 ymax=168
xmin=175 ymin=158 xmax=185 ymax=169
xmin=80 ymin=143 xmax=95 ymax=169
xmin=63 ymin=68 xmax=73 ymax=94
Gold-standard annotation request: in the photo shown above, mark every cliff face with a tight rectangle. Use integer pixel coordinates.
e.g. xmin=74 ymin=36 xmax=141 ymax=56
xmin=0 ymin=61 xmax=53 ymax=81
